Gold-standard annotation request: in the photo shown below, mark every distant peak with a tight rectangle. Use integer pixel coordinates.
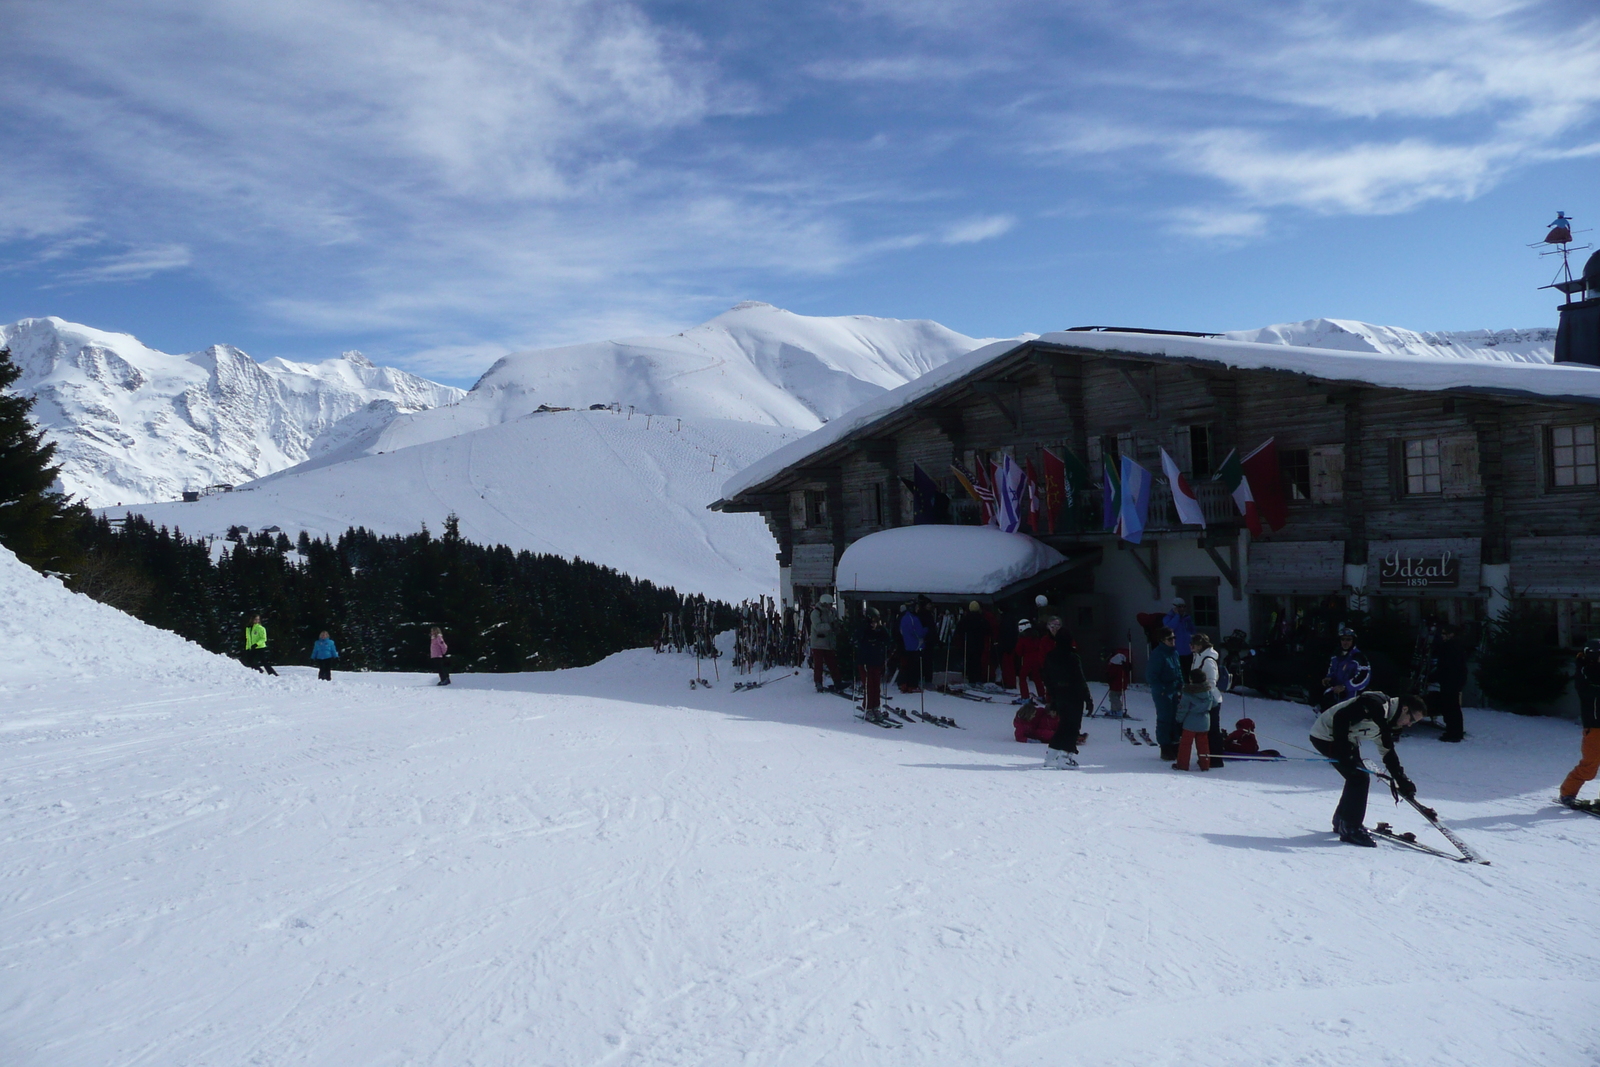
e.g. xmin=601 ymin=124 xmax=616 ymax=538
xmin=728 ymin=301 xmax=777 ymax=312
xmin=341 ymin=350 xmax=374 ymax=367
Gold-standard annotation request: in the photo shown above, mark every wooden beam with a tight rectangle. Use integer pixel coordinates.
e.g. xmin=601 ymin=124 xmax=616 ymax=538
xmin=969 ymin=381 xmax=1020 ymax=431
xmin=1120 ymin=539 xmax=1161 ymax=598
xmin=1112 ymin=362 xmax=1158 ymax=420
xmin=1201 ymin=540 xmax=1242 ymax=600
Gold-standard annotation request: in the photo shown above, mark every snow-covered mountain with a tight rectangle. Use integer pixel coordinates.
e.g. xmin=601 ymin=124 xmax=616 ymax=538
xmin=106 ymin=410 xmax=798 ymax=603
xmin=1226 ymin=318 xmax=1556 ymax=363
xmin=2 ymin=317 xmax=464 ymax=507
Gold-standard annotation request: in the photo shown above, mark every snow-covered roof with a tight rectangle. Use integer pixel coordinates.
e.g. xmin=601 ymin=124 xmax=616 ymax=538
xmin=834 ymin=526 xmax=1067 ymax=596
xmin=720 ymin=329 xmax=1600 ymax=501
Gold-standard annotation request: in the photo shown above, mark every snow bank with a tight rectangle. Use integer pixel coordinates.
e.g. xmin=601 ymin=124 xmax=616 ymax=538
xmin=0 ymin=546 xmax=242 ymax=687
xmin=835 ymin=525 xmax=1067 ymax=595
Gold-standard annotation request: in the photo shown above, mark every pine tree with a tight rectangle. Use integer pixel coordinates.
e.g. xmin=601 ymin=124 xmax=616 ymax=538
xmin=1475 ymin=599 xmax=1570 ymax=711
xmin=0 ymin=346 xmax=87 ymax=571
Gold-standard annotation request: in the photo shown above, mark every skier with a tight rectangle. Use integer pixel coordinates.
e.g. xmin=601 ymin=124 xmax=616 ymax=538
xmin=1172 ymin=668 xmax=1218 ymax=771
xmin=808 ymin=594 xmax=842 ymax=692
xmin=1190 ymin=633 xmax=1226 ymax=767
xmin=1309 ymin=691 xmax=1428 ymax=846
xmin=1558 ymin=638 xmax=1600 ymax=807
xmin=1040 ymin=618 xmax=1094 ymax=769
xmin=1431 ymin=623 xmax=1469 ymax=742
xmin=1103 ymin=645 xmax=1131 ymax=718
xmin=1320 ymin=627 xmax=1372 ymax=710
xmin=1013 ymin=619 xmax=1052 ymax=704
xmin=429 ymin=626 xmax=451 ymax=686
xmin=311 ymin=630 xmax=339 ymax=681
xmin=955 ymin=601 xmax=991 ymax=686
xmin=897 ymin=603 xmax=926 ymax=693
xmin=243 ymin=614 xmax=278 ymax=676
xmin=1164 ymin=598 xmax=1196 ymax=674
xmin=1147 ymin=627 xmax=1184 ymax=760
xmin=854 ymin=608 xmax=892 ymax=712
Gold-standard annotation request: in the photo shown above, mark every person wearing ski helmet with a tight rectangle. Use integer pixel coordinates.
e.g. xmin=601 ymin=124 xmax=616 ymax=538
xmin=1320 ymin=627 xmax=1372 ymax=710
xmin=1040 ymin=617 xmax=1093 ymax=769
xmin=1013 ymin=618 xmax=1052 ymax=704
xmin=955 ymin=600 xmax=991 ymax=687
xmin=1558 ymin=638 xmax=1600 ymax=807
xmin=854 ymin=608 xmax=892 ymax=712
xmin=808 ymin=594 xmax=842 ymax=692
xmin=1310 ymin=691 xmax=1428 ymax=846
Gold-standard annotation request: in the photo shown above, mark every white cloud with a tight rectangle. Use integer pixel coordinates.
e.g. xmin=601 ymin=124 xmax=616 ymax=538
xmin=940 ymin=215 xmax=1014 ymax=244
xmin=1166 ymin=207 xmax=1268 ymax=241
xmin=59 ymin=244 xmax=192 ymax=283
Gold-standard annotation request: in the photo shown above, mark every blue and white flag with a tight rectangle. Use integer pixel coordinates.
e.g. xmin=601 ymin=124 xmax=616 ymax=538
xmin=1118 ymin=455 xmax=1153 ymax=543
xmin=995 ymin=453 xmax=1025 ymax=533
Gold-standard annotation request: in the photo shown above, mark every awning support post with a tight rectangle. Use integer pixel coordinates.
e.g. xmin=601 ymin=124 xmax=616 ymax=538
xmin=1201 ymin=540 xmax=1242 ymax=600
xmin=1121 ymin=539 xmax=1160 ymax=599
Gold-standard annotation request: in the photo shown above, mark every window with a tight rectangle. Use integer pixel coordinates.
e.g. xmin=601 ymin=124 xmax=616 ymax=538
xmin=1404 ymin=438 xmax=1442 ymax=495
xmin=1280 ymin=448 xmax=1311 ymax=502
xmin=1549 ymin=424 xmax=1598 ymax=488
xmin=1191 ymin=593 xmax=1220 ymax=630
xmin=805 ymin=489 xmax=829 ymax=527
xmin=1310 ymin=445 xmax=1345 ymax=504
xmin=863 ymin=483 xmax=884 ymax=526
xmin=1189 ymin=426 xmax=1211 ymax=479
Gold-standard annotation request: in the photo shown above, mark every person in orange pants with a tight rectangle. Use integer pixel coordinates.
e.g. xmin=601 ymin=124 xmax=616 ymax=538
xmin=1172 ymin=669 xmax=1218 ymax=771
xmin=1560 ymin=639 xmax=1600 ymax=805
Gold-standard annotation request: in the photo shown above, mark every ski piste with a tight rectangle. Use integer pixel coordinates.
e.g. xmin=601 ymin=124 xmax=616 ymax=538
xmin=1373 ymin=822 xmax=1473 ymax=863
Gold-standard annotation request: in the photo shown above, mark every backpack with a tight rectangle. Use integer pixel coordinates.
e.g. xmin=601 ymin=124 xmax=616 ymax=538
xmin=1216 ymin=657 xmax=1231 ymax=693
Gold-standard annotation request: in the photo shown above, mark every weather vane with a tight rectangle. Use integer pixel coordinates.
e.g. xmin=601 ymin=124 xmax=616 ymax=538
xmin=1534 ymin=210 xmax=1592 ymax=304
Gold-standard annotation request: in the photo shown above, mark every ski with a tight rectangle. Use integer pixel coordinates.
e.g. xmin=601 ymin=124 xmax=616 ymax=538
xmin=941 ymin=687 xmax=994 ymax=702
xmin=1559 ymin=797 xmax=1600 ymax=818
xmin=914 ymin=710 xmax=962 ymax=729
xmin=1396 ymin=794 xmax=1490 ymax=865
xmin=1372 ymin=822 xmax=1472 ymax=863
xmin=1138 ymin=728 xmax=1158 ymax=746
xmin=1122 ymin=727 xmax=1144 ymax=746
xmin=855 ymin=709 xmax=902 ymax=729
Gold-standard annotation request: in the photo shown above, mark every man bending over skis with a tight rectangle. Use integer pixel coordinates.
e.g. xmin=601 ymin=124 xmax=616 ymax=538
xmin=1310 ymin=691 xmax=1429 ymax=847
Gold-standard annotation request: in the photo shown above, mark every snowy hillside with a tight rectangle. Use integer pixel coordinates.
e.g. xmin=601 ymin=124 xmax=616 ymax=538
xmin=333 ymin=302 xmax=993 ymax=462
xmin=108 ymin=409 xmax=799 ymax=602
xmin=1229 ymin=318 xmax=1557 ymax=363
xmin=0 ymin=544 xmax=241 ymax=685
xmin=2 ymin=317 xmax=463 ymax=507
xmin=4 ymin=575 xmax=1597 ymax=1064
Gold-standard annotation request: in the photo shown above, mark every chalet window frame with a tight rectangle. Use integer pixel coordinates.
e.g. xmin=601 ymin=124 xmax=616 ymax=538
xmin=862 ymin=482 xmax=885 ymax=527
xmin=1545 ymin=423 xmax=1598 ymax=491
xmin=1403 ymin=438 xmax=1443 ymax=496
xmin=1279 ymin=447 xmax=1312 ymax=503
xmin=805 ymin=489 xmax=829 ymax=528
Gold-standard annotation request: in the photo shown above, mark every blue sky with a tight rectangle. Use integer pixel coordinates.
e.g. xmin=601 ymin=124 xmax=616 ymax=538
xmin=3 ymin=0 xmax=1597 ymax=386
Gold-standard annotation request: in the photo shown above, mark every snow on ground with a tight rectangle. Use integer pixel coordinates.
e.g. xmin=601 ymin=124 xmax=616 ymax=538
xmin=4 ymin=550 xmax=1598 ymax=1065
xmin=104 ymin=409 xmax=798 ymax=603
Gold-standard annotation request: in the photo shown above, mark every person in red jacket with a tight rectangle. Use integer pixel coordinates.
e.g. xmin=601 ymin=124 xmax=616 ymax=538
xmin=1013 ymin=699 xmax=1061 ymax=744
xmin=1012 ymin=619 xmax=1053 ymax=704
xmin=1223 ymin=717 xmax=1281 ymax=757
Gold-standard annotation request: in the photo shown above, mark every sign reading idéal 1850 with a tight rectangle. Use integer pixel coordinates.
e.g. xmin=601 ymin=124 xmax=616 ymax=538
xmin=1378 ymin=548 xmax=1460 ymax=588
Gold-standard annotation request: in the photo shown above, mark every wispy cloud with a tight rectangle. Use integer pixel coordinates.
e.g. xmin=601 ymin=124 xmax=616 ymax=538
xmin=58 ymin=243 xmax=192 ymax=283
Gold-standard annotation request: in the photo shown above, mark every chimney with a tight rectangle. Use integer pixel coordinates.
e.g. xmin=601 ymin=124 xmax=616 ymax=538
xmin=1555 ymin=250 xmax=1600 ymax=366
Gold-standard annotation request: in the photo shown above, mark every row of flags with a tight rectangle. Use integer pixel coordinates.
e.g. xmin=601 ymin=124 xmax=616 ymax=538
xmin=914 ymin=438 xmax=1289 ymax=543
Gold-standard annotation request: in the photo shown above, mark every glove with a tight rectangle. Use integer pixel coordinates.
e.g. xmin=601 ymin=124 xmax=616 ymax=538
xmin=1396 ymin=776 xmax=1416 ymax=799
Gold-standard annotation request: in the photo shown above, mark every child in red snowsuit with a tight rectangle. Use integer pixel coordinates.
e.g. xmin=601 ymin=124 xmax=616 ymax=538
xmin=1104 ymin=647 xmax=1131 ymax=718
xmin=1224 ymin=718 xmax=1282 ymax=757
xmin=1013 ymin=700 xmax=1061 ymax=744
xmin=1013 ymin=620 xmax=1053 ymax=703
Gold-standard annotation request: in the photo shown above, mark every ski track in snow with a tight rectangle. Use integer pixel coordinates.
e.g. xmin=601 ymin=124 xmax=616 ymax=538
xmin=4 ymin=631 xmax=1599 ymax=1065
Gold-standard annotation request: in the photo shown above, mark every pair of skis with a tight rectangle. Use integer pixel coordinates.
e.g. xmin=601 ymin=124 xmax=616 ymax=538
xmin=1366 ymin=775 xmax=1490 ymax=864
xmin=1125 ymin=727 xmax=1157 ymax=747
xmin=1560 ymin=797 xmax=1600 ymax=818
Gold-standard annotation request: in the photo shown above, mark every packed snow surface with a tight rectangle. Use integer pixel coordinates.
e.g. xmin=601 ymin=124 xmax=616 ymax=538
xmin=836 ymin=526 xmax=1067 ymax=594
xmin=106 ymin=409 xmax=799 ymax=603
xmin=2 ymin=317 xmax=463 ymax=507
xmin=2 ymin=551 xmax=1596 ymax=1064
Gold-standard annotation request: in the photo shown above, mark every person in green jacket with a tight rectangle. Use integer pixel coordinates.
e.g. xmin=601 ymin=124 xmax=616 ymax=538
xmin=243 ymin=614 xmax=279 ymax=676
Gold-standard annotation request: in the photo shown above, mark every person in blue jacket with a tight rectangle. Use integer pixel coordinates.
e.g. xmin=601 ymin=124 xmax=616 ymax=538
xmin=311 ymin=630 xmax=339 ymax=681
xmin=1320 ymin=627 xmax=1372 ymax=710
xmin=898 ymin=602 xmax=927 ymax=693
xmin=1163 ymin=598 xmax=1197 ymax=675
xmin=1147 ymin=626 xmax=1185 ymax=760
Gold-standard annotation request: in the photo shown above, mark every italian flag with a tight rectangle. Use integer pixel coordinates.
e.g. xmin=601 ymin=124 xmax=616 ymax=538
xmin=1214 ymin=448 xmax=1259 ymax=534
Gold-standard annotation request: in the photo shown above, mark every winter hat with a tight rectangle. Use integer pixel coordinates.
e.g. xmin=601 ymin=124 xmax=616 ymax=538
xmin=1234 ymin=718 xmax=1255 ymax=732
xmin=1034 ymin=594 xmax=1048 ymax=607
xmin=968 ymin=600 xmax=980 ymax=611
xmin=1171 ymin=597 xmax=1186 ymax=606
xmin=1018 ymin=619 xmax=1032 ymax=633
xmin=818 ymin=594 xmax=833 ymax=605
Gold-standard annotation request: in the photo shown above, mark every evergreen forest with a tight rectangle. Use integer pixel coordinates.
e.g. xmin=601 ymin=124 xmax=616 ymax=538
xmin=75 ymin=513 xmax=732 ymax=674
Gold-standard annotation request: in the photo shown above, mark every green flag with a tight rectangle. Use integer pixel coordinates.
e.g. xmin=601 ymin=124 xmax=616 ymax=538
xmin=1214 ymin=448 xmax=1259 ymax=534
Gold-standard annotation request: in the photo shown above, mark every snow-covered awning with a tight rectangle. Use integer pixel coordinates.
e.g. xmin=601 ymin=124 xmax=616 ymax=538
xmin=832 ymin=526 xmax=1096 ymax=602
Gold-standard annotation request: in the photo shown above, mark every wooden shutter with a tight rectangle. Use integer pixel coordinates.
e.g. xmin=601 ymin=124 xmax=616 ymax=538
xmin=1311 ymin=445 xmax=1345 ymax=504
xmin=1441 ymin=435 xmax=1482 ymax=498
xmin=790 ymin=490 xmax=807 ymax=530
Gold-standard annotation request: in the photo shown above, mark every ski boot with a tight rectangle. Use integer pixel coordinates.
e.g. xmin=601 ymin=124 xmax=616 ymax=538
xmin=1336 ymin=820 xmax=1376 ymax=847
xmin=1043 ymin=749 xmax=1079 ymax=769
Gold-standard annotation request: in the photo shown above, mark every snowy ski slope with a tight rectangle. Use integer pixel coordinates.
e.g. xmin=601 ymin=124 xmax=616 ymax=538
xmin=2 ymin=545 xmax=1598 ymax=1066
xmin=106 ymin=409 xmax=799 ymax=603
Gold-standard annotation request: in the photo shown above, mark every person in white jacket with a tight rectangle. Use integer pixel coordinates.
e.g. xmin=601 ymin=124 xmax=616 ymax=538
xmin=1190 ymin=633 xmax=1226 ymax=767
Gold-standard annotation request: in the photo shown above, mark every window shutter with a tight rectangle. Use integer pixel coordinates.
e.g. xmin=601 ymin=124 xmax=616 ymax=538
xmin=1387 ymin=439 xmax=1404 ymax=501
xmin=790 ymin=490 xmax=807 ymax=530
xmin=1310 ymin=445 xmax=1345 ymax=504
xmin=1440 ymin=435 xmax=1482 ymax=497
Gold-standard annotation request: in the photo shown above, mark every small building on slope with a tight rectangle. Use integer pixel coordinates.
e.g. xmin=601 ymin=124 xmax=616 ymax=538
xmin=711 ymin=328 xmax=1600 ymax=694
